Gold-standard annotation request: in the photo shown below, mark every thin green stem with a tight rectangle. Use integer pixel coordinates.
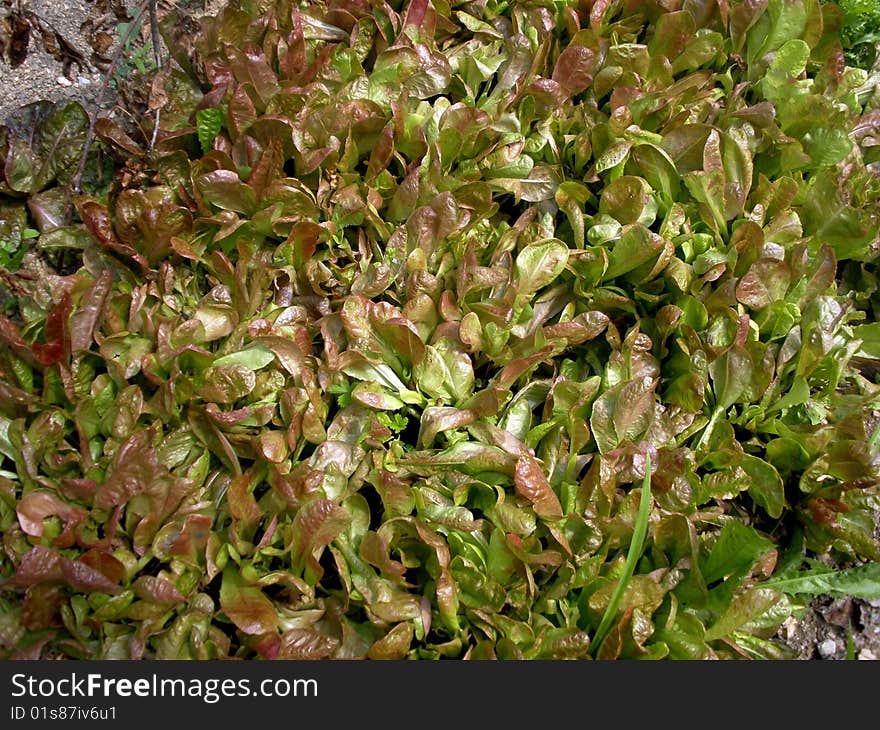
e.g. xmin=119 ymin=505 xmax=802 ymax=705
xmin=695 ymin=406 xmax=723 ymax=453
xmin=590 ymin=451 xmax=653 ymax=658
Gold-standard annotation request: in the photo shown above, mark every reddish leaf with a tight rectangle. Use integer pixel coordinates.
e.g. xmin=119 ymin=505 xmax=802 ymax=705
xmin=220 ymin=567 xmax=278 ymax=635
xmin=133 ymin=575 xmax=186 ymax=605
xmin=168 ymin=514 xmax=214 ymax=564
xmin=247 ymin=137 xmax=283 ymax=199
xmin=228 ymin=469 xmax=263 ymax=529
xmin=10 ymin=546 xmax=120 ymax=594
xmin=78 ymin=549 xmax=128 ymax=585
xmin=60 ymin=559 xmax=121 ymax=594
xmin=80 ymin=200 xmax=149 ymax=271
xmin=494 ymin=346 xmax=554 ymax=390
xmin=278 ymin=628 xmax=339 ymax=659
xmin=94 ymin=118 xmax=144 ymax=156
xmin=70 ymin=271 xmax=111 ymax=354
xmin=22 ymin=584 xmax=64 ymax=630
xmin=228 ymin=83 xmax=257 ymax=139
xmin=94 ymin=431 xmax=160 ymax=511
xmin=0 ymin=315 xmax=37 ymax=366
xmin=290 ymin=499 xmax=351 ymax=577
xmin=32 ymin=293 xmax=72 ymax=367
xmin=552 ymin=44 xmax=598 ymax=96
xmin=225 ymin=44 xmax=280 ymax=105
xmin=514 ymin=455 xmax=564 ymax=519
xmin=16 ymin=490 xmax=87 ymax=541
xmin=368 ymin=622 xmax=414 ymax=659
xmin=9 ymin=546 xmax=64 ymax=586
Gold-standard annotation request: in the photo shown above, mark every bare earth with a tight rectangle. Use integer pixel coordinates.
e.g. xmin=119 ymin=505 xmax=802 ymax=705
xmin=0 ymin=0 xmax=105 ymax=121
xmin=1 ymin=0 xmax=879 ymax=661
xmin=0 ymin=0 xmax=224 ymax=122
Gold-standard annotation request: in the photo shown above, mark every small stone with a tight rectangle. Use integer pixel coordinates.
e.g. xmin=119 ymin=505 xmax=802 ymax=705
xmin=56 ymin=76 xmax=72 ymax=87
xmin=77 ymin=76 xmax=91 ymax=87
xmin=818 ymin=639 xmax=838 ymax=659
xmin=858 ymin=649 xmax=877 ymax=660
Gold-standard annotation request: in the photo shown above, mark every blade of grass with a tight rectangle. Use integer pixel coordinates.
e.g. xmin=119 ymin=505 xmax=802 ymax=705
xmin=590 ymin=451 xmax=653 ymax=657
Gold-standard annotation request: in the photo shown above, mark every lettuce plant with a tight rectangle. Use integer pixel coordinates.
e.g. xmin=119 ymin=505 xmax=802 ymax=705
xmin=826 ymin=0 xmax=880 ymax=69
xmin=0 ymin=0 xmax=878 ymax=660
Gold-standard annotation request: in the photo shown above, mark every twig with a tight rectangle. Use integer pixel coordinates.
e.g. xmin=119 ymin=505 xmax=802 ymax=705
xmin=148 ymin=0 xmax=163 ymax=152
xmin=71 ymin=0 xmax=150 ymax=194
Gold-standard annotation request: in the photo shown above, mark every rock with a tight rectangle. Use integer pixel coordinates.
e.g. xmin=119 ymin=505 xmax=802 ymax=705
xmin=858 ymin=649 xmax=877 ymax=660
xmin=818 ymin=639 xmax=838 ymax=659
xmin=56 ymin=76 xmax=73 ymax=87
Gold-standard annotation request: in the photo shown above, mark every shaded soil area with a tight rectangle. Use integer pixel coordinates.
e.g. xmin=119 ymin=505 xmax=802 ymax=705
xmin=781 ymin=597 xmax=880 ymax=660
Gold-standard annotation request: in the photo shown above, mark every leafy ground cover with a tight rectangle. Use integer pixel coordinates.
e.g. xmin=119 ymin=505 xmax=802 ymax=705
xmin=828 ymin=0 xmax=880 ymax=70
xmin=0 ymin=0 xmax=879 ymax=660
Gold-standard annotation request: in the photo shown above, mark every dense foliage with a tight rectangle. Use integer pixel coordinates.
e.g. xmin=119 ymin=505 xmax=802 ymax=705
xmin=0 ymin=0 xmax=879 ymax=660
xmin=828 ymin=0 xmax=880 ymax=70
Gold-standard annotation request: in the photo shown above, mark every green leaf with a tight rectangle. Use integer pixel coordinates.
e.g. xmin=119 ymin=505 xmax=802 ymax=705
xmin=702 ymin=522 xmax=774 ymax=586
xmin=514 ymin=239 xmax=569 ymax=294
xmin=704 ymin=587 xmax=782 ymax=642
xmin=741 ymin=454 xmax=786 ymax=519
xmin=855 ymin=323 xmax=880 ymax=358
xmin=770 ymin=39 xmax=811 ymax=76
xmin=802 ymin=127 xmax=852 ymax=168
xmin=762 ymin=562 xmax=880 ymax=599
xmin=213 ymin=344 xmax=276 ymax=370
xmin=708 ymin=346 xmax=753 ymax=411
xmin=603 ymin=223 xmax=666 ymax=281
xmin=599 ymin=176 xmax=655 ymax=226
